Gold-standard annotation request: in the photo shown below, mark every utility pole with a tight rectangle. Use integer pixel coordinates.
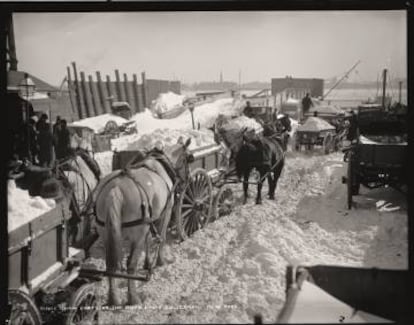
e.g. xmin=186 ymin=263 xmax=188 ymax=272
xmin=238 ymin=69 xmax=241 ymax=99
xmin=398 ymin=81 xmax=402 ymax=104
xmin=382 ymin=68 xmax=387 ymax=109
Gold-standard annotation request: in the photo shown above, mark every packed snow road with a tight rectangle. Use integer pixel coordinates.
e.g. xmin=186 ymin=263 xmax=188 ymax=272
xmin=87 ymin=150 xmax=407 ymax=324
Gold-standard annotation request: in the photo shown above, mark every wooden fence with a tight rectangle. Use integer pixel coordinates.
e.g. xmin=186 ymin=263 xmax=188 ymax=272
xmin=67 ymin=62 xmax=181 ymax=120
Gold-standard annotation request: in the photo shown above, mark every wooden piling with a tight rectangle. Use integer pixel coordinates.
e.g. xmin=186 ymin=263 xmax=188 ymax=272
xmin=66 ymin=66 xmax=78 ymax=119
xmin=141 ymin=71 xmax=148 ymax=109
xmin=80 ymin=72 xmax=93 ymax=118
xmin=106 ymin=75 xmax=116 ymax=113
xmin=96 ymin=71 xmax=110 ymax=114
xmin=132 ymin=74 xmax=141 ymax=112
xmin=88 ymin=75 xmax=101 ymax=116
xmin=115 ymin=69 xmax=125 ymax=102
xmin=123 ymin=73 xmax=134 ymax=112
xmin=71 ymin=62 xmax=85 ymax=119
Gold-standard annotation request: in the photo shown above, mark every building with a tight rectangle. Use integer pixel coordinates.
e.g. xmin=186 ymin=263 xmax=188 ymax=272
xmin=271 ymin=77 xmax=324 ymax=99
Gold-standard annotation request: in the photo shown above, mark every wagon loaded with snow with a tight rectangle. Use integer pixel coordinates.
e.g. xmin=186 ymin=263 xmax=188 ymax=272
xmin=8 ymin=196 xmax=102 ymax=325
xmin=342 ymin=106 xmax=407 ymax=209
xmin=7 ymin=152 xmax=105 ymax=324
xmin=293 ymin=117 xmax=337 ymax=154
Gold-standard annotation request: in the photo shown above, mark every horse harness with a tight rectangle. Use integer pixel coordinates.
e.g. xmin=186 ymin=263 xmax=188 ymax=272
xmin=94 ymin=152 xmax=180 ymax=239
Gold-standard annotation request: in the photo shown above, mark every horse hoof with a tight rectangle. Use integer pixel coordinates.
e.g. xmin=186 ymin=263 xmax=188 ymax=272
xmin=268 ymin=195 xmax=275 ymax=200
xmin=127 ymin=293 xmax=141 ymax=306
xmin=108 ymin=294 xmax=123 ymax=307
xmin=256 ymin=199 xmax=262 ymax=205
xmin=156 ymin=256 xmax=165 ymax=267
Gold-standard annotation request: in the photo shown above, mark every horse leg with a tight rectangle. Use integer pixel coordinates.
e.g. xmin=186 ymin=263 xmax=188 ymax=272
xmin=105 ymin=187 xmax=124 ymax=306
xmin=271 ymin=159 xmax=285 ymax=199
xmin=243 ymin=170 xmax=249 ymax=204
xmin=127 ymin=237 xmax=144 ymax=305
xmin=156 ymin=198 xmax=174 ymax=266
xmin=267 ymin=173 xmax=275 ymax=200
xmin=256 ymin=168 xmax=265 ymax=204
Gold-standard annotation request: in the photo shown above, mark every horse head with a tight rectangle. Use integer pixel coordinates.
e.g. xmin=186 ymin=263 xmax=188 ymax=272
xmin=164 ymin=137 xmax=194 ymax=182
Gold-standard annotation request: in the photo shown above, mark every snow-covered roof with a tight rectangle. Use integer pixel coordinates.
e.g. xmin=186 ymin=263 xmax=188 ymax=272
xmin=71 ymin=113 xmax=129 ymax=133
xmin=297 ymin=117 xmax=335 ymax=132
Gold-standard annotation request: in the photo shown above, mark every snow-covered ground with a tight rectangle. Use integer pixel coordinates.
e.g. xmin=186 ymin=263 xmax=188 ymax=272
xmin=86 ymin=151 xmax=407 ymax=324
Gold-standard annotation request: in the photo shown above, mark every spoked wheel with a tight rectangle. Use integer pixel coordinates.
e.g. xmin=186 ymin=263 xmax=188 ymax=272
xmin=104 ymin=120 xmax=118 ymax=135
xmin=211 ymin=185 xmax=234 ymax=222
xmin=176 ymin=168 xmax=213 ymax=241
xmin=65 ymin=283 xmax=100 ymax=325
xmin=8 ymin=290 xmax=42 ymax=325
xmin=323 ymin=133 xmax=334 ymax=154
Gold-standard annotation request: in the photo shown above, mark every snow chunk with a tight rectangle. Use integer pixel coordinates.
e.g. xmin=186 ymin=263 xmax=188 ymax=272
xmin=151 ymin=92 xmax=186 ymax=115
xmin=8 ymin=179 xmax=56 ymax=232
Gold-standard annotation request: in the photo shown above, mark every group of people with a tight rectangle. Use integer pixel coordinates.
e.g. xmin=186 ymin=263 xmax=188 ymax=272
xmin=24 ymin=114 xmax=71 ymax=167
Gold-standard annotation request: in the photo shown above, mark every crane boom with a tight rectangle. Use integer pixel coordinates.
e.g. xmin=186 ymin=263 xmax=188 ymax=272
xmin=322 ymin=60 xmax=361 ymax=100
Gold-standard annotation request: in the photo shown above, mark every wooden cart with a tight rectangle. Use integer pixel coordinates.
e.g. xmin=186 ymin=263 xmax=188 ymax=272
xmin=342 ymin=107 xmax=407 ymax=209
xmin=294 ymin=117 xmax=337 ymax=154
xmin=8 ymin=199 xmax=101 ymax=325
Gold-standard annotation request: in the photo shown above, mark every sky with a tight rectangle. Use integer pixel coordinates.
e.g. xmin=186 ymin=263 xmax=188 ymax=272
xmin=13 ymin=11 xmax=407 ymax=87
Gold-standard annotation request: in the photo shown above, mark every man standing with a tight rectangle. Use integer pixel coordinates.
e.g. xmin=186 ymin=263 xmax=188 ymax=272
xmin=301 ymin=93 xmax=314 ymax=120
xmin=243 ymin=101 xmax=254 ymax=119
xmin=37 ymin=113 xmax=54 ymax=167
xmin=56 ymin=119 xmax=71 ymax=159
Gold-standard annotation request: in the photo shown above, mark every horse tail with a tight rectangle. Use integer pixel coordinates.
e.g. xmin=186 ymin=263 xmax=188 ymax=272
xmin=105 ymin=186 xmax=124 ymax=272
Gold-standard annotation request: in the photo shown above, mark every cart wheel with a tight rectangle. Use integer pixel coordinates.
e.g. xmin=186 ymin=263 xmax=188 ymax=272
xmin=347 ymin=157 xmax=353 ymax=210
xmin=323 ymin=133 xmax=334 ymax=154
xmin=176 ymin=168 xmax=213 ymax=240
xmin=65 ymin=282 xmax=100 ymax=325
xmin=8 ymin=289 xmax=42 ymax=325
xmin=104 ymin=120 xmax=118 ymax=134
xmin=211 ymin=185 xmax=234 ymax=222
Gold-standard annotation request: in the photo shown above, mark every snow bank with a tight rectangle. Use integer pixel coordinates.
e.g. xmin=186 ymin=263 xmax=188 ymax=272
xmin=71 ymin=114 xmax=128 ymax=134
xmin=151 ymin=92 xmax=186 ymax=115
xmin=87 ymin=151 xmax=406 ymax=324
xmin=8 ymin=180 xmax=56 ymax=232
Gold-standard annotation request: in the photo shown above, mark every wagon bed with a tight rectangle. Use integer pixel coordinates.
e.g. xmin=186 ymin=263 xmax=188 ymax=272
xmin=343 ymin=108 xmax=407 ymax=209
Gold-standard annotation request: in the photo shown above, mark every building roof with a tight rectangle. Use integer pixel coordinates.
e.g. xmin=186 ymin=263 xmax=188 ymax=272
xmin=7 ymin=70 xmax=58 ymax=93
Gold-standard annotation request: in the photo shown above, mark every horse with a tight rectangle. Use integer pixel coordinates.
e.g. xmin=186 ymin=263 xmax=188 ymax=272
xmin=93 ymin=138 xmax=193 ymax=306
xmin=263 ymin=114 xmax=292 ymax=151
xmin=55 ymin=148 xmax=101 ymax=247
xmin=235 ymin=130 xmax=285 ymax=205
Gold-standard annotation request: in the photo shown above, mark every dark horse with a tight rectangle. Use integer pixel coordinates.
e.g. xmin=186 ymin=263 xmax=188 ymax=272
xmin=93 ymin=138 xmax=193 ymax=306
xmin=263 ymin=113 xmax=292 ymax=151
xmin=235 ymin=130 xmax=285 ymax=204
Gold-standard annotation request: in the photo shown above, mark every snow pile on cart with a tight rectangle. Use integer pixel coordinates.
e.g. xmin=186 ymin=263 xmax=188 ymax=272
xmin=359 ymin=134 xmax=407 ymax=145
xmin=71 ymin=113 xmax=129 ymax=133
xmin=114 ymin=128 xmax=216 ymax=152
xmin=151 ymin=91 xmax=186 ymax=116
xmin=297 ymin=117 xmax=335 ymax=132
xmin=221 ymin=115 xmax=263 ymax=133
xmin=8 ymin=179 xmax=56 ymax=232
